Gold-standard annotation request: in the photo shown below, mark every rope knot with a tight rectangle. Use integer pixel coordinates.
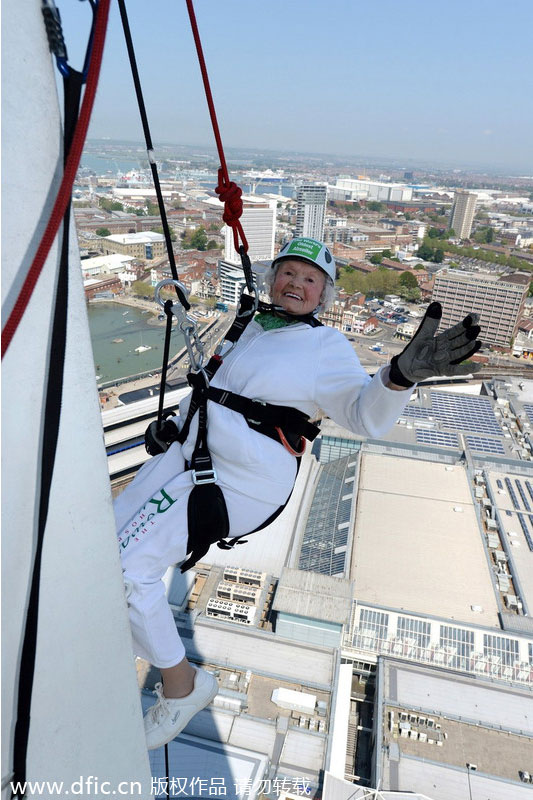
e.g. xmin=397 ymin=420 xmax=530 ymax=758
xmin=215 ymin=168 xmax=243 ymax=227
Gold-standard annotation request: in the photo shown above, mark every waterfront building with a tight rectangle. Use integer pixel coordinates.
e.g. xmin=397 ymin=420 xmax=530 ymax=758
xmin=100 ymin=231 xmax=166 ymax=260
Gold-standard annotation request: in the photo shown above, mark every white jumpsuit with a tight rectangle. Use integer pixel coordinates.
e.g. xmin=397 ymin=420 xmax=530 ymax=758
xmin=114 ymin=319 xmax=413 ymax=667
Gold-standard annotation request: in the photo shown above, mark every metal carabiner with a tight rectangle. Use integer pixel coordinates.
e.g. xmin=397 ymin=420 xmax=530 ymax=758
xmin=42 ymin=0 xmax=98 ymax=82
xmin=154 ymin=278 xmax=205 ymax=372
xmin=237 ymin=284 xmax=259 ymax=318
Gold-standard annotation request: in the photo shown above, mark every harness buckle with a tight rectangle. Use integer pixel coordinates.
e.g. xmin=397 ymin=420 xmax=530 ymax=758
xmin=191 ymin=468 xmax=218 ymax=485
xmin=247 ymin=398 xmax=267 ymax=425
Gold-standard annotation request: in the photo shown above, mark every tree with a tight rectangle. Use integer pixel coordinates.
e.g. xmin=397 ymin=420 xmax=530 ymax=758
xmin=207 ymin=239 xmax=220 ymax=250
xmin=95 ymin=227 xmax=111 ymax=237
xmin=428 ymin=227 xmax=441 ymax=238
xmin=433 ymin=248 xmax=444 ymax=263
xmin=399 ymin=271 xmax=417 ymax=288
xmin=370 ymin=253 xmax=383 ymax=265
xmin=403 ymin=286 xmax=421 ymax=302
xmin=146 ymin=201 xmax=159 ymax=216
xmin=185 ymin=227 xmax=208 ymax=251
xmin=154 ymin=225 xmax=176 ymax=241
xmin=417 ymin=243 xmax=434 ymax=261
xmin=381 ymin=249 xmax=393 ymax=259
xmin=132 ymin=281 xmax=155 ymax=298
xmin=366 ymin=201 xmax=385 ymax=212
xmin=98 ymin=197 xmax=124 ymax=212
xmin=486 ymin=226 xmax=494 ymax=243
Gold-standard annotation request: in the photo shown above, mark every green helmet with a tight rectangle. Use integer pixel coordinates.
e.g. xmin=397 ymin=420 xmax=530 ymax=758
xmin=271 ymin=237 xmax=336 ymax=283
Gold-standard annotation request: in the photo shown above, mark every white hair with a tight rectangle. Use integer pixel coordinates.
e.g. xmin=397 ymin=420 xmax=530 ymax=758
xmin=265 ymin=261 xmax=336 ymax=312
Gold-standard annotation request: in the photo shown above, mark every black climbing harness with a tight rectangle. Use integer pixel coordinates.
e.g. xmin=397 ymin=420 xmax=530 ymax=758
xmin=151 ymin=282 xmax=323 ymax=573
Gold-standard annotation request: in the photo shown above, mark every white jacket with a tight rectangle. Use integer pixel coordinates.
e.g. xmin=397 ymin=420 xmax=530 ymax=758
xmin=176 ymin=319 xmax=413 ymax=505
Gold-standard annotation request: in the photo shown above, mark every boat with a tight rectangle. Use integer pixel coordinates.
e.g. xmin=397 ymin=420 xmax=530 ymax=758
xmin=112 ymin=337 xmax=124 ymax=343
xmin=134 ymin=344 xmax=151 ymax=353
xmin=126 ymin=319 xmax=134 ymax=324
xmin=122 ymin=310 xmax=129 ymax=315
xmin=242 ymin=168 xmax=287 ymax=182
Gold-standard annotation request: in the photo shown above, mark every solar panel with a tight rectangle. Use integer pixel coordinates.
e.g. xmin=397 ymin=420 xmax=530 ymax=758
xmin=465 ymin=435 xmax=505 ymax=454
xmin=515 ymin=479 xmax=531 ymax=512
xmin=517 ymin=512 xmax=533 ymax=552
xmin=415 ymin=429 xmax=459 ymax=448
xmin=523 ymin=403 xmax=533 ymax=426
xmin=505 ymin=478 xmax=520 ymax=510
xmin=429 ymin=392 xmax=503 ymax=436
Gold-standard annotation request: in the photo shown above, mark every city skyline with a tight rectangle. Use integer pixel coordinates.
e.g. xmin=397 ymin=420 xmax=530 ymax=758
xmin=58 ymin=0 xmax=533 ymax=173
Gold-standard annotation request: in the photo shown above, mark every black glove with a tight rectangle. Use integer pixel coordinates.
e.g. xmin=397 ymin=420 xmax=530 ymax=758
xmin=145 ymin=418 xmax=180 ymax=456
xmin=389 ymin=301 xmax=482 ymax=388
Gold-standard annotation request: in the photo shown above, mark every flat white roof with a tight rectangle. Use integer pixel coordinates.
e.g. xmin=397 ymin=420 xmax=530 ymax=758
xmin=486 ymin=470 xmax=533 ymax=613
xmin=351 ymin=452 xmax=501 ymax=627
xmin=389 ymin=663 xmax=533 ymax=735
xmin=186 ymin=620 xmax=335 ymax=689
xmin=396 ymin=758 xmax=532 ymax=800
xmin=81 ymin=253 xmax=134 ymax=269
xmin=106 ymin=232 xmax=164 ymax=244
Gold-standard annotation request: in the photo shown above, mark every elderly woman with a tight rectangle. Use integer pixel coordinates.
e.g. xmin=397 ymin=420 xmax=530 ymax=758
xmin=114 ymin=236 xmax=481 ymax=749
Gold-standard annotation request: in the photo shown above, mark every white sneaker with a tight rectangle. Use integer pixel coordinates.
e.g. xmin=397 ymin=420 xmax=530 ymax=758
xmin=144 ymin=667 xmax=219 ymax=750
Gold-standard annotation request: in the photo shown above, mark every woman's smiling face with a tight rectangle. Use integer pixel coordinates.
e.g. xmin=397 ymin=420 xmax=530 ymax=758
xmin=271 ymin=259 xmax=326 ymax=315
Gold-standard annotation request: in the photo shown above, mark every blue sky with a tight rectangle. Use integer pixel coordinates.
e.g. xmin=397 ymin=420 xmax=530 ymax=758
xmin=60 ymin=0 xmax=533 ymax=172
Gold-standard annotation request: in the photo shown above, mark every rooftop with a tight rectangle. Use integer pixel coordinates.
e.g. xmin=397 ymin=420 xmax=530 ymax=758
xmin=378 ymin=659 xmax=533 ymax=799
xmin=105 ymin=231 xmax=165 ymax=244
xmin=272 ymin=568 xmax=354 ymax=624
xmin=485 ymin=469 xmax=533 ymax=616
xmin=351 ymin=452 xmax=501 ymax=627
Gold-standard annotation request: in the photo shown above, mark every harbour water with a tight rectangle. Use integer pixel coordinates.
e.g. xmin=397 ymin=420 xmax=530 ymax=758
xmin=78 ymin=155 xmax=295 ymax=198
xmin=87 ymin=302 xmax=186 ymax=384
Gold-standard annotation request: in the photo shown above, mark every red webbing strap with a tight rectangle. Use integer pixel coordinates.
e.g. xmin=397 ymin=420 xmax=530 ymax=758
xmin=1 ymin=0 xmax=111 ymax=359
xmin=184 ymin=0 xmax=248 ymax=254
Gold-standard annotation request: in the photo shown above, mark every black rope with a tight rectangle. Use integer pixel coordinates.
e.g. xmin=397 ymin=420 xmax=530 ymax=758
xmin=11 ymin=67 xmax=83 ymax=799
xmin=164 ymin=743 xmax=170 ymax=797
xmin=117 ymin=0 xmax=189 ymax=311
xmin=156 ymin=300 xmax=174 ymax=428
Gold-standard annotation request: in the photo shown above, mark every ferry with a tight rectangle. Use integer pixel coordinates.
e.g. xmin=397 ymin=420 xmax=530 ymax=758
xmin=242 ymin=168 xmax=287 ymax=182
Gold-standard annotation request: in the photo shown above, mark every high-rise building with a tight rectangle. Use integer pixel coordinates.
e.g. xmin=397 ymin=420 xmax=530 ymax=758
xmin=449 ymin=191 xmax=477 ymax=239
xmin=432 ymin=269 xmax=530 ymax=347
xmin=224 ymin=199 xmax=276 ymax=265
xmin=295 ymin=184 xmax=327 ymax=240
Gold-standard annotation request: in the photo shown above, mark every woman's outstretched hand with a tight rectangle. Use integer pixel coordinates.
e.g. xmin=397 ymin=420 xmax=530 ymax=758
xmin=388 ymin=301 xmax=482 ymax=388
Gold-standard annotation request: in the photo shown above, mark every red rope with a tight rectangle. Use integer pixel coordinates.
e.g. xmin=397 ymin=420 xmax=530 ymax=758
xmin=1 ymin=0 xmax=111 ymax=359
xmin=185 ymin=0 xmax=248 ymax=255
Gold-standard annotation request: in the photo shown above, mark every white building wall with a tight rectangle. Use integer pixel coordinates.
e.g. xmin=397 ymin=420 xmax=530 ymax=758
xmin=295 ymin=185 xmax=327 ymax=240
xmin=2 ymin=3 xmax=151 ymax=796
xmin=224 ymin=201 xmax=276 ymax=264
